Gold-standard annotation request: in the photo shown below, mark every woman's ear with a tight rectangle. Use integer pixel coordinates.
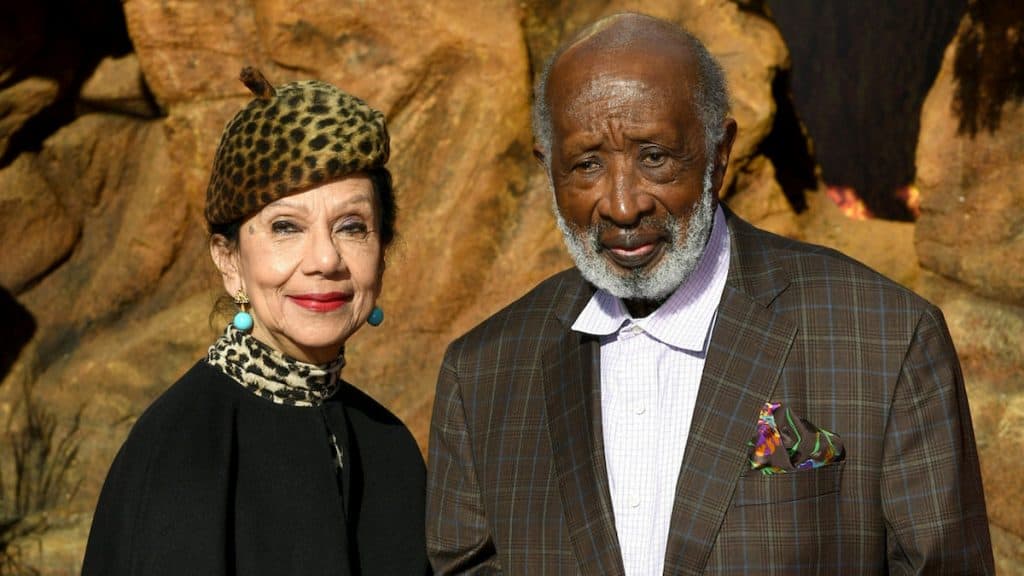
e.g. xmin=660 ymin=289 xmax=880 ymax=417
xmin=210 ymin=234 xmax=242 ymax=295
xmin=374 ymin=250 xmax=386 ymax=299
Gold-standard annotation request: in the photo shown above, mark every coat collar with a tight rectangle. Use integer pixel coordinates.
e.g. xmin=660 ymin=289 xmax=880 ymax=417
xmin=720 ymin=206 xmax=794 ymax=309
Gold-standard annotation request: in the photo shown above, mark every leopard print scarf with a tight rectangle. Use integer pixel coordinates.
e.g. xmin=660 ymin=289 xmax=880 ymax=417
xmin=206 ymin=325 xmax=344 ymax=407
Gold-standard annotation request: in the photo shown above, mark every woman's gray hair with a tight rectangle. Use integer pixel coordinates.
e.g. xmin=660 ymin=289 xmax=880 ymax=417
xmin=531 ymin=13 xmax=731 ymax=163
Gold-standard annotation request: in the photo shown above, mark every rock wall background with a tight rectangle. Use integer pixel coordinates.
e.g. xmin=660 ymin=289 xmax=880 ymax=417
xmin=1 ymin=0 xmax=1020 ymax=573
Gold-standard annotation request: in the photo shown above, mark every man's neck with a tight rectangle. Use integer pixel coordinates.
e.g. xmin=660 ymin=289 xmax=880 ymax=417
xmin=624 ymin=298 xmax=663 ymax=318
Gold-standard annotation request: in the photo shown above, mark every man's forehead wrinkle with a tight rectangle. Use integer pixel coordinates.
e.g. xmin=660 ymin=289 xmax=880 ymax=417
xmin=564 ymin=75 xmax=651 ymax=120
xmin=550 ymin=43 xmax=695 ymax=110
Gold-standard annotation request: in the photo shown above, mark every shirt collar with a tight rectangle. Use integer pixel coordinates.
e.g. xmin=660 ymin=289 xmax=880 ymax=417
xmin=571 ymin=205 xmax=731 ymax=352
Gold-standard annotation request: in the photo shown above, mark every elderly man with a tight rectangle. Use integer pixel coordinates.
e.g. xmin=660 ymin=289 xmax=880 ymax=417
xmin=426 ymin=12 xmax=993 ymax=575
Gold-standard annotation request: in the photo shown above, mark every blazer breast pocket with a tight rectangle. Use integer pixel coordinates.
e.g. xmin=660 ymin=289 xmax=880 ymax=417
xmin=708 ymin=463 xmax=846 ymax=572
xmin=733 ymin=461 xmax=844 ymax=507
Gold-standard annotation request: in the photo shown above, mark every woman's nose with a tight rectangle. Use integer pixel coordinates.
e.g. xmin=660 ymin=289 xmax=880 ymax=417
xmin=303 ymin=225 xmax=345 ymax=274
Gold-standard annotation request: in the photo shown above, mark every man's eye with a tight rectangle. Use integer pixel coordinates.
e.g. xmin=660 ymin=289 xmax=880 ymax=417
xmin=271 ymin=220 xmax=300 ymax=234
xmin=640 ymin=149 xmax=668 ymax=166
xmin=575 ymin=158 xmax=601 ymax=172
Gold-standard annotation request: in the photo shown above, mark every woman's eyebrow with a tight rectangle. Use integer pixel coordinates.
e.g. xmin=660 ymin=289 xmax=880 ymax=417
xmin=335 ymin=193 xmax=373 ymax=208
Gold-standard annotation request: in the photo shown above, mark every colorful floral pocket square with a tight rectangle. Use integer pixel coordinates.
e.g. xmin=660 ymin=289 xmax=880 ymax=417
xmin=749 ymin=402 xmax=844 ymax=475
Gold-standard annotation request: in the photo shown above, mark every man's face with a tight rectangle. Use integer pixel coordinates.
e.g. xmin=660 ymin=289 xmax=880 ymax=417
xmin=543 ymin=45 xmax=726 ymax=303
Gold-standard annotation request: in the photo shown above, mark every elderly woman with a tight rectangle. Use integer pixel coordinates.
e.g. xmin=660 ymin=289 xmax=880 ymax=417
xmin=82 ymin=69 xmax=429 ymax=575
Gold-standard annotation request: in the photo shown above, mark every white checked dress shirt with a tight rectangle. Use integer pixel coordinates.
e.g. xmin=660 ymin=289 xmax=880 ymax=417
xmin=572 ymin=206 xmax=730 ymax=576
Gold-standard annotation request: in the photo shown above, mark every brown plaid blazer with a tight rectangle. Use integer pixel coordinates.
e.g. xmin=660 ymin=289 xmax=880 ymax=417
xmin=426 ymin=209 xmax=993 ymax=574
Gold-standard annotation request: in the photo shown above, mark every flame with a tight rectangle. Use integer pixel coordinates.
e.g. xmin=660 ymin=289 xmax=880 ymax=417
xmin=826 ymin=186 xmax=873 ymax=220
xmin=896 ymin=185 xmax=921 ymax=220
xmin=825 ymin=184 xmax=922 ymax=221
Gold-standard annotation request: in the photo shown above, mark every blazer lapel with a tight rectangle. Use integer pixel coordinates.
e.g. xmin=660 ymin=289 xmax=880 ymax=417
xmin=542 ymin=275 xmax=626 ymax=576
xmin=662 ymin=211 xmax=798 ymax=575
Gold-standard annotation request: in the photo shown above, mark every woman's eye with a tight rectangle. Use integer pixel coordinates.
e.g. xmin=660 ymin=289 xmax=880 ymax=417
xmin=336 ymin=221 xmax=369 ymax=239
xmin=271 ymin=220 xmax=300 ymax=234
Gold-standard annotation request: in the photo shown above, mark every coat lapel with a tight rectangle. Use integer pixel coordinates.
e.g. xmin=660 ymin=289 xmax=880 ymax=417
xmin=542 ymin=275 xmax=626 ymax=576
xmin=662 ymin=211 xmax=798 ymax=575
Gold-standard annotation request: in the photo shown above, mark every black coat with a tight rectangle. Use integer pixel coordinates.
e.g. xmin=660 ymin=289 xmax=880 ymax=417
xmin=82 ymin=360 xmax=429 ymax=575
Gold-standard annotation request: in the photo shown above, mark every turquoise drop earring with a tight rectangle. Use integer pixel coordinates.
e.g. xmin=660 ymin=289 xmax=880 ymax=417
xmin=233 ymin=290 xmax=254 ymax=332
xmin=367 ymin=306 xmax=384 ymax=327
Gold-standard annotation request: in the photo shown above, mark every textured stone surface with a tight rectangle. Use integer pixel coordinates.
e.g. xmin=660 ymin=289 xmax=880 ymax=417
xmin=122 ymin=0 xmax=267 ymax=105
xmin=0 ymin=76 xmax=60 ymax=158
xmin=992 ymin=523 xmax=1024 ymax=576
xmin=917 ymin=274 xmax=1024 ymax=551
xmin=78 ymin=54 xmax=160 ymax=118
xmin=18 ymin=115 xmax=185 ymax=330
xmin=726 ymin=155 xmax=802 ymax=238
xmin=915 ymin=30 xmax=1024 ymax=307
xmin=0 ymin=154 xmax=79 ymax=292
xmin=797 ymin=191 xmax=922 ymax=290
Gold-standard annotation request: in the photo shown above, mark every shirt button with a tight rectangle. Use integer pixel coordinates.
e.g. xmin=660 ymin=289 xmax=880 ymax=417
xmin=633 ymin=404 xmax=646 ymax=415
xmin=629 ymin=492 xmax=641 ymax=508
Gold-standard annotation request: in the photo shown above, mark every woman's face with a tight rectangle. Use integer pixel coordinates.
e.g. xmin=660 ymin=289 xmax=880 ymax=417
xmin=211 ymin=175 xmax=384 ymax=364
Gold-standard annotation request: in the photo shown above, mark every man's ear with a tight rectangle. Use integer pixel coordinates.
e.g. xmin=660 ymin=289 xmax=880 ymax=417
xmin=533 ymin=145 xmax=553 ymax=181
xmin=533 ymin=144 xmax=548 ymax=168
xmin=533 ymin=144 xmax=557 ymax=194
xmin=209 ymin=234 xmax=242 ymax=295
xmin=712 ymin=118 xmax=738 ymax=196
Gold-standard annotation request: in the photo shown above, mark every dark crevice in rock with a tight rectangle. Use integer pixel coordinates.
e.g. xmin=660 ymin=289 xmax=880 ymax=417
xmin=730 ymin=0 xmax=771 ymax=17
xmin=0 ymin=0 xmax=134 ymax=169
xmin=754 ymin=68 xmax=817 ymax=214
xmin=0 ymin=287 xmax=36 ymax=384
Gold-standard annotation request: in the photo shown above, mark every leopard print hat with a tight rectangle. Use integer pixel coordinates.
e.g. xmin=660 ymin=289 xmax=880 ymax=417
xmin=205 ymin=67 xmax=390 ymax=226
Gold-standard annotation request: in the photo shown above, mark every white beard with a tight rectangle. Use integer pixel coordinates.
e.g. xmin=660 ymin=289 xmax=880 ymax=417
xmin=555 ymin=161 xmax=716 ymax=302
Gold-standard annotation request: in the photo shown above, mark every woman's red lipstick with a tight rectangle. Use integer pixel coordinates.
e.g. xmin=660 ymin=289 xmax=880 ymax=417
xmin=289 ymin=293 xmax=347 ymax=312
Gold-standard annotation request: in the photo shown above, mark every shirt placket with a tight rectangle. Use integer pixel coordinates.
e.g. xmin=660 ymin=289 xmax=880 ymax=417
xmin=619 ymin=322 xmax=657 ymax=573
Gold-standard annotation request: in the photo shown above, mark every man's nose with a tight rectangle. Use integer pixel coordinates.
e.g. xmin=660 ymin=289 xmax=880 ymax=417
xmin=599 ymin=158 xmax=655 ymax=226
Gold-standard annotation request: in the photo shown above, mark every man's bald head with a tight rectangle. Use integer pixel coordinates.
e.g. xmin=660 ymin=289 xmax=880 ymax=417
xmin=532 ymin=13 xmax=730 ymax=162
